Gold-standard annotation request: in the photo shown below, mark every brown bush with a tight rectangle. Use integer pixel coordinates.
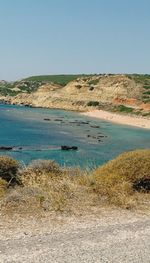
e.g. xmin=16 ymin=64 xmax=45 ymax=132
xmin=0 ymin=156 xmax=20 ymax=184
xmin=28 ymin=159 xmax=61 ymax=174
xmin=0 ymin=178 xmax=8 ymax=198
xmin=91 ymin=149 xmax=150 ymax=207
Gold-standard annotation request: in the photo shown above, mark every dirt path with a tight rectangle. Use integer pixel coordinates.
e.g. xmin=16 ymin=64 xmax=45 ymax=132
xmin=0 ymin=209 xmax=150 ymax=263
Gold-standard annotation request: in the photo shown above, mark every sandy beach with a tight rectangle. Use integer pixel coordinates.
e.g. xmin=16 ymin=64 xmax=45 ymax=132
xmin=82 ymin=110 xmax=150 ymax=129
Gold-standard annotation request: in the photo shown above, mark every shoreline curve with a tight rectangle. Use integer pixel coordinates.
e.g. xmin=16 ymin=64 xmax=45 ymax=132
xmin=81 ymin=110 xmax=150 ymax=130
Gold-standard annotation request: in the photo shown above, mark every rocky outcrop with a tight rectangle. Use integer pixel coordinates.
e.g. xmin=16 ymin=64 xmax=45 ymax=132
xmin=61 ymin=146 xmax=78 ymax=151
xmin=0 ymin=146 xmax=13 ymax=151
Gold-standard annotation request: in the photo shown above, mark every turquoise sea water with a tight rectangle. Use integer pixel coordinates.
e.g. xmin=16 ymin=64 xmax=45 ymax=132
xmin=0 ymin=104 xmax=150 ymax=168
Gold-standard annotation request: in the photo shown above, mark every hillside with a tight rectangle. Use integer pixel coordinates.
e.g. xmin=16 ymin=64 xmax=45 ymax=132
xmin=24 ymin=74 xmax=91 ymax=86
xmin=0 ymin=74 xmax=150 ymax=115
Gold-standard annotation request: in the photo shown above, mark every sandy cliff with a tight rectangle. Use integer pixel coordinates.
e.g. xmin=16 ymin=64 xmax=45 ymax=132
xmin=1 ymin=75 xmax=150 ymax=114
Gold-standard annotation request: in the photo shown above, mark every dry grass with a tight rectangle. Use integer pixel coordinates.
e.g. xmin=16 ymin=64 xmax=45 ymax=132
xmin=0 ymin=166 xmax=93 ymax=214
xmin=0 ymin=178 xmax=8 ymax=198
xmin=0 ymin=150 xmax=150 ymax=215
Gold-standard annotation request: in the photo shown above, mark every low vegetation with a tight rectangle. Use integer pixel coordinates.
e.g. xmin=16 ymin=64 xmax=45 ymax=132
xmin=115 ymin=105 xmax=134 ymax=113
xmin=0 ymin=81 xmax=43 ymax=96
xmin=87 ymin=101 xmax=99 ymax=107
xmin=88 ymin=79 xmax=99 ymax=85
xmin=24 ymin=74 xmax=91 ymax=86
xmin=0 ymin=150 xmax=149 ymax=214
xmin=0 ymin=82 xmax=17 ymax=96
xmin=127 ymin=74 xmax=150 ymax=85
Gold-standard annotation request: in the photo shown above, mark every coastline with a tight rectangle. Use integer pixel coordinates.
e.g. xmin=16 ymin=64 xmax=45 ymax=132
xmin=1 ymin=99 xmax=150 ymax=129
xmin=81 ymin=110 xmax=150 ymax=129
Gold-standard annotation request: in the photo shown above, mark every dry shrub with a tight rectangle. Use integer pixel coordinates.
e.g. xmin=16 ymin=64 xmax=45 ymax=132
xmin=0 ymin=178 xmax=8 ymax=198
xmin=19 ymin=166 xmax=73 ymax=212
xmin=28 ymin=159 xmax=61 ymax=174
xmin=92 ymin=149 xmax=150 ymax=207
xmin=62 ymin=169 xmax=98 ymax=211
xmin=18 ymin=165 xmax=95 ymax=213
xmin=0 ymin=156 xmax=20 ymax=184
xmin=91 ymin=173 xmax=134 ymax=207
xmin=0 ymin=186 xmax=46 ymax=214
xmin=94 ymin=149 xmax=150 ymax=183
xmin=63 ymin=167 xmax=91 ymax=186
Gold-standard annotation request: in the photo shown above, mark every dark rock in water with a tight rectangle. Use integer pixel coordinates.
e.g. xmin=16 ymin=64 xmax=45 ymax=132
xmin=18 ymin=147 xmax=23 ymax=150
xmin=80 ymin=121 xmax=89 ymax=125
xmin=24 ymin=104 xmax=31 ymax=107
xmin=54 ymin=119 xmax=63 ymax=121
xmin=90 ymin=125 xmax=100 ymax=128
xmin=69 ymin=121 xmax=78 ymax=124
xmin=0 ymin=146 xmax=13 ymax=151
xmin=71 ymin=146 xmax=78 ymax=150
xmin=61 ymin=146 xmax=78 ymax=151
xmin=69 ymin=121 xmax=89 ymax=125
xmin=44 ymin=118 xmax=51 ymax=121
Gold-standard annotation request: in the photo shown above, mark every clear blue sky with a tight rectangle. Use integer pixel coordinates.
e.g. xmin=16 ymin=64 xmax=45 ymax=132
xmin=0 ymin=0 xmax=150 ymax=80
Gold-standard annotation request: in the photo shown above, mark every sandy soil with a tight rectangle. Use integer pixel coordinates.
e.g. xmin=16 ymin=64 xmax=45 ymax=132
xmin=82 ymin=110 xmax=150 ymax=129
xmin=0 ymin=209 xmax=150 ymax=263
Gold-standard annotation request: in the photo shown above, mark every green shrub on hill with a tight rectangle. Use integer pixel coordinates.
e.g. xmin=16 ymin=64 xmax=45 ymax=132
xmin=116 ymin=105 xmax=134 ymax=113
xmin=129 ymin=74 xmax=150 ymax=84
xmin=87 ymin=101 xmax=99 ymax=106
xmin=0 ymin=82 xmax=19 ymax=96
xmin=143 ymin=91 xmax=150 ymax=95
xmin=143 ymin=85 xmax=150 ymax=90
xmin=24 ymin=75 xmax=91 ymax=86
xmin=88 ymin=79 xmax=99 ymax=85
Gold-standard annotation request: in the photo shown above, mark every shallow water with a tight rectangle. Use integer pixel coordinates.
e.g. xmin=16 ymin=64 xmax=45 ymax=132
xmin=0 ymin=104 xmax=150 ymax=168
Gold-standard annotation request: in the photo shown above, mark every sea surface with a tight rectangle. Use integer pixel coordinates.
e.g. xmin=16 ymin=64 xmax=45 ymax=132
xmin=0 ymin=104 xmax=150 ymax=169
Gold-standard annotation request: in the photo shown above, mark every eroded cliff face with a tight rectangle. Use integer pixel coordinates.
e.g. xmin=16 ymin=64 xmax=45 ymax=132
xmin=1 ymin=75 xmax=150 ymax=114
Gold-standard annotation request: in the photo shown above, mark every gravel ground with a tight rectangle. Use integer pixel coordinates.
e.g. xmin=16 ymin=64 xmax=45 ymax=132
xmin=0 ymin=209 xmax=150 ymax=263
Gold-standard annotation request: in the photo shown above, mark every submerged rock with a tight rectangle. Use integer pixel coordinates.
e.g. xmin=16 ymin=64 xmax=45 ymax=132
xmin=61 ymin=146 xmax=78 ymax=151
xmin=44 ymin=118 xmax=51 ymax=121
xmin=90 ymin=125 xmax=100 ymax=128
xmin=0 ymin=146 xmax=13 ymax=151
xmin=54 ymin=119 xmax=63 ymax=121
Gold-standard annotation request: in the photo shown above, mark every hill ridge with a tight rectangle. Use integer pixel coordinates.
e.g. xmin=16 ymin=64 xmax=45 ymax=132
xmin=0 ymin=74 xmax=150 ymax=115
